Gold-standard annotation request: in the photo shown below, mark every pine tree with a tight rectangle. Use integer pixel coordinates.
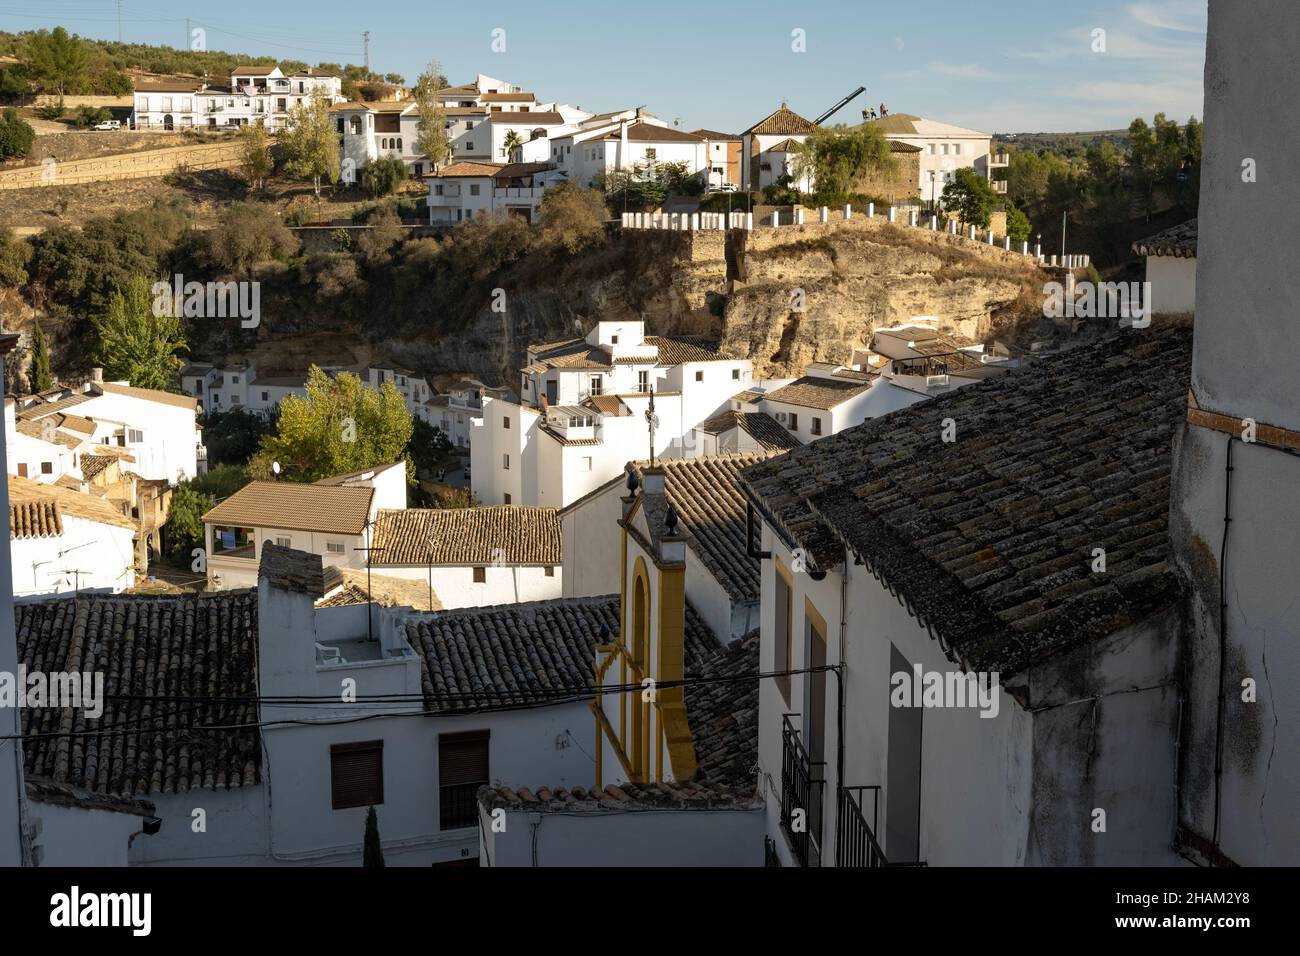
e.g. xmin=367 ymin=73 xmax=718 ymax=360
xmin=363 ymin=806 xmax=385 ymax=867
xmin=28 ymin=319 xmax=52 ymax=393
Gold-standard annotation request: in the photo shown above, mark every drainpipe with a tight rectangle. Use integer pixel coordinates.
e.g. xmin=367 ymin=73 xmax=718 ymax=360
xmin=1210 ymin=435 xmax=1234 ymax=865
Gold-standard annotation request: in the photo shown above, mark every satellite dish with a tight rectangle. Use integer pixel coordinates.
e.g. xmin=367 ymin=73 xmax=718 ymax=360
xmin=272 ymin=461 xmax=281 ymax=475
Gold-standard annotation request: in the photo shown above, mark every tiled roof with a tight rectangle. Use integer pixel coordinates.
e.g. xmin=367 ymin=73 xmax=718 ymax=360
xmin=766 ymin=137 xmax=802 ymax=153
xmin=630 ymin=454 xmax=776 ymax=603
xmin=731 ymin=388 xmax=765 ymax=404
xmin=26 ymin=777 xmax=156 ymax=817
xmin=444 ymin=106 xmax=487 ymax=116
xmin=1132 ymin=218 xmax=1197 ymax=258
xmin=201 ymin=480 xmax=374 ymax=535
xmin=644 ymin=336 xmax=724 ymax=364
xmin=258 ymin=542 xmax=325 ymax=597
xmin=80 ymin=455 xmax=116 ymax=480
xmin=490 ymin=111 xmax=565 ymax=124
xmin=10 ymin=499 xmax=62 ymax=539
xmin=371 ymin=506 xmax=561 ymax=566
xmin=9 ymin=474 xmax=136 ymax=530
xmin=230 ymin=64 xmax=278 ymax=75
xmin=478 ymin=779 xmax=761 ymax=812
xmin=495 ymin=161 xmax=556 ymax=180
xmin=584 ymin=394 xmax=629 ymax=417
xmin=96 ymin=382 xmax=197 ymax=411
xmin=404 ymin=595 xmax=717 ymax=713
xmin=739 ymin=322 xmax=1193 ymax=676
xmin=743 ymin=103 xmax=815 ymax=136
xmin=17 ymin=592 xmax=261 ymax=796
xmin=15 ymin=419 xmax=81 ymax=449
xmin=481 ymin=92 xmax=535 ymax=102
xmin=317 ymin=567 xmax=443 ymax=611
xmin=134 ymin=77 xmax=202 ymax=92
xmin=312 ymin=461 xmax=404 ymax=486
xmin=430 ymin=161 xmax=506 ymax=178
xmin=889 ymin=140 xmax=923 ymax=153
xmin=696 ymin=410 xmax=802 ymax=452
xmin=18 ymin=393 xmax=89 ymax=417
xmin=763 ymin=376 xmax=873 ymax=409
xmin=691 ymin=128 xmax=740 ymax=141
xmin=686 ymin=631 xmax=760 ymax=786
xmin=605 ymin=121 xmax=704 ymax=143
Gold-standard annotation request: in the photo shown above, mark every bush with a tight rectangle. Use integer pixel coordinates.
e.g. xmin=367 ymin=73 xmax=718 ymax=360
xmin=697 ymin=191 xmax=755 ymax=213
xmin=202 ymin=410 xmax=274 ymax=467
xmin=350 ymin=196 xmax=418 ymax=223
xmin=0 ymin=108 xmax=36 ymax=159
xmin=363 ymin=155 xmax=409 ymax=198
xmin=0 ymin=229 xmax=32 ymax=287
xmin=74 ymin=105 xmax=111 ymax=128
xmin=35 ymin=103 xmax=65 ymax=120
xmin=536 ymin=181 xmax=607 ymax=253
xmin=206 ymin=203 xmax=300 ymax=275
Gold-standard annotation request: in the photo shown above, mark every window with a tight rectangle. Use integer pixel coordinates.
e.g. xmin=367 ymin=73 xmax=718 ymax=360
xmin=503 ymin=493 xmax=512 ymax=505
xmin=788 ymin=413 xmax=799 ymax=430
xmin=928 ymin=143 xmax=936 ymax=154
xmin=330 ymin=740 xmax=384 ymax=810
xmin=465 ymin=141 xmax=475 ymax=151
xmin=811 ymin=417 xmax=823 ymax=436
xmin=275 ymin=536 xmax=291 ymax=548
xmin=503 ymin=453 xmax=510 ymax=470
xmin=439 ymin=730 xmax=489 ymax=829
xmin=590 ymin=375 xmax=603 ymax=396
xmin=261 ymin=391 xmax=269 ymax=401
xmin=230 ymin=375 xmax=240 ymax=384
xmin=581 ymin=456 xmax=593 ymax=471
xmin=213 ymin=525 xmax=255 ymax=557
xmin=466 ymin=121 xmax=475 ymax=130
xmin=396 ymin=138 xmax=402 ymax=151
xmin=610 ymin=334 xmax=619 ymax=344
xmin=941 ymin=144 xmax=949 ymax=155
xmin=435 ymin=184 xmax=444 ymax=195
xmin=326 ymin=541 xmax=345 ymax=554
xmin=472 ymin=567 xmax=487 ymax=584
xmin=16 ymin=463 xmax=26 ymax=478
xmin=638 ymin=370 xmax=649 ymax=392
xmin=470 ymin=184 xmax=480 ymax=196
xmin=732 ymin=368 xmax=741 ymax=380
xmin=953 ymin=143 xmax=962 ymax=155
xmin=544 ymin=566 xmax=555 ymax=577
xmin=775 ymin=563 xmax=793 ymax=702
xmin=503 ymin=416 xmax=511 ymax=430
xmin=695 ymin=370 xmax=704 ymax=382
xmin=40 ymin=462 xmax=52 ymax=475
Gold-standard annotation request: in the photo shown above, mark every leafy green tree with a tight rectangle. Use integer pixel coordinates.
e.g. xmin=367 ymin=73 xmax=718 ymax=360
xmin=28 ymin=319 xmax=52 ymax=393
xmin=207 ymin=202 xmax=300 ymax=276
xmin=407 ymin=418 xmax=454 ymax=477
xmin=384 ymin=73 xmax=405 ymax=86
xmin=74 ymin=105 xmax=111 ymax=128
xmin=202 ymin=411 xmax=273 ymax=466
xmin=94 ymin=274 xmax=187 ymax=391
xmin=502 ymin=129 xmax=524 ymax=163
xmin=191 ymin=462 xmax=252 ymax=499
xmin=281 ymin=89 xmax=339 ymax=198
xmin=167 ymin=483 xmax=213 ymax=559
xmin=792 ymin=124 xmax=896 ymax=204
xmin=596 ymin=167 xmax=666 ymax=212
xmin=0 ymin=228 xmax=32 ymax=287
xmin=1004 ymin=205 xmax=1032 ymax=244
xmin=0 ymin=107 xmax=35 ymax=159
xmin=413 ymin=60 xmax=450 ymax=168
xmin=942 ymin=167 xmax=1001 ymax=228
xmin=249 ymin=366 xmax=414 ymax=483
xmin=363 ymin=155 xmax=408 ymax=197
xmin=26 ymin=27 xmax=87 ymax=105
xmin=238 ymin=120 xmax=273 ymax=193
xmin=363 ymin=806 xmax=385 ymax=867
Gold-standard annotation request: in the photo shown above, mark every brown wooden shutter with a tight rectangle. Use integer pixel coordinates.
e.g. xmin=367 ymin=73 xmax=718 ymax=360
xmin=439 ymin=730 xmax=490 ymax=786
xmin=330 ymin=740 xmax=384 ymax=810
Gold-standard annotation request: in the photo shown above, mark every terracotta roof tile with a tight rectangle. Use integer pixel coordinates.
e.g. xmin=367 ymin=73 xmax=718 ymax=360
xmin=1133 ymin=218 xmax=1198 ymax=258
xmin=9 ymin=474 xmax=135 ymax=530
xmin=478 ymin=779 xmax=761 ymax=812
xmin=10 ymin=498 xmax=62 ymax=539
xmin=742 ymin=104 xmax=815 ymax=136
xmin=202 ymin=480 xmax=374 ymax=535
xmin=371 ymin=506 xmax=561 ymax=566
xmin=763 ymin=376 xmax=874 ymax=409
xmin=696 ymin=410 xmax=802 ymax=451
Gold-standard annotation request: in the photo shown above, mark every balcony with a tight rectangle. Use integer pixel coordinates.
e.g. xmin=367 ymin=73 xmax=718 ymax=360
xmin=493 ymin=186 xmax=546 ymax=200
xmin=780 ymin=715 xmax=826 ymax=867
xmin=836 ymin=786 xmax=887 ymax=867
xmin=989 ymin=151 xmax=1009 ymax=167
xmin=991 ymin=179 xmax=1007 ymax=193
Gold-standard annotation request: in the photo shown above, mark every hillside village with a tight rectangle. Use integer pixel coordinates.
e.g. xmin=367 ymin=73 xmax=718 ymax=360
xmin=0 ymin=2 xmax=1294 ymax=891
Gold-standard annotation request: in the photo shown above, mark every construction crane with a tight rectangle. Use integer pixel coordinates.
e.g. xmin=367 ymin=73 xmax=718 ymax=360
xmin=813 ymin=86 xmax=866 ymax=126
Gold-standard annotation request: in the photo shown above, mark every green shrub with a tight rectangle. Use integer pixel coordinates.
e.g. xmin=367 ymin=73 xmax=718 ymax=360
xmin=0 ymin=108 xmax=36 ymax=159
xmin=35 ymin=103 xmax=65 ymax=121
xmin=74 ymin=105 xmax=111 ymax=128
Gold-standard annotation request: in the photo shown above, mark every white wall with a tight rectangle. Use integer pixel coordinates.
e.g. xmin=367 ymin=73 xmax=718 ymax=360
xmin=560 ymin=477 xmax=624 ymax=598
xmin=11 ymin=514 xmax=136 ymax=598
xmin=377 ymin=563 xmax=561 ymax=609
xmin=29 ymin=802 xmax=142 ymax=867
xmin=78 ymin=391 xmax=199 ymax=482
xmin=1145 ymin=255 xmax=1197 ymax=315
xmin=207 ymin=526 xmax=366 ymax=590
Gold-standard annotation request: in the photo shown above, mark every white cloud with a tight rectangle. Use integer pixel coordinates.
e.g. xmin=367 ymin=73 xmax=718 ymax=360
xmin=1127 ymin=0 xmax=1208 ymax=34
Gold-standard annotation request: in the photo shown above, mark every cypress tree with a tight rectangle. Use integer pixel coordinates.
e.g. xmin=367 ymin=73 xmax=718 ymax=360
xmin=363 ymin=806 xmax=385 ymax=867
xmin=29 ymin=319 xmax=51 ymax=393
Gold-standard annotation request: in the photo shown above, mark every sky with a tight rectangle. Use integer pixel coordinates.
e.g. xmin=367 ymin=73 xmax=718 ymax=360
xmin=2 ymin=0 xmax=1207 ymax=134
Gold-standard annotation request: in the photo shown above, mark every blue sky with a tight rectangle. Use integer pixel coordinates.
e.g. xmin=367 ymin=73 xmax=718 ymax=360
xmin=4 ymin=0 xmax=1207 ymax=133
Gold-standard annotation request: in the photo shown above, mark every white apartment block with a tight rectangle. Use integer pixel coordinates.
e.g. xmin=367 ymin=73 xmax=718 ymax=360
xmin=133 ymin=64 xmax=343 ymax=131
xmin=333 ymin=101 xmax=426 ymax=178
xmin=549 ymin=113 xmax=710 ymax=188
xmin=425 ymin=161 xmax=567 ymax=224
xmin=471 ymin=319 xmax=752 ymax=508
xmin=862 ymin=112 xmax=1007 ymax=199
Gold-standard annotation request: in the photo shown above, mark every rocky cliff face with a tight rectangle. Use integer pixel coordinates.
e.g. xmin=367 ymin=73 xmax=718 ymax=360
xmin=242 ymin=218 xmax=1048 ymax=389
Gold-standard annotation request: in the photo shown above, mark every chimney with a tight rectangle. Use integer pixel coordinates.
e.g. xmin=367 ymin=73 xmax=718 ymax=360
xmin=90 ymin=367 xmax=103 ymax=384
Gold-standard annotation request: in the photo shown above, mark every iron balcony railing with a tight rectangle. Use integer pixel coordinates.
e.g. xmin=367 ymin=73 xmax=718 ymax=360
xmin=837 ymin=786 xmax=887 ymax=867
xmin=780 ymin=714 xmax=826 ymax=867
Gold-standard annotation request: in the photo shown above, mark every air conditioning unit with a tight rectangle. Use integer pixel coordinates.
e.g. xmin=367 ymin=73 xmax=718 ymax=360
xmin=926 ymin=374 xmax=950 ymax=387
xmin=775 ymin=412 xmax=787 ymax=423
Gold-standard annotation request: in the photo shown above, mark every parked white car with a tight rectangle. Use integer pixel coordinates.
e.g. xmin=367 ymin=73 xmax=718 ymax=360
xmin=92 ymin=120 xmax=122 ymax=131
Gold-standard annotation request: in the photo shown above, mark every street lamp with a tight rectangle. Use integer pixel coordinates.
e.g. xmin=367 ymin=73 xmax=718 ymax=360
xmin=929 ymin=171 xmax=937 ymax=215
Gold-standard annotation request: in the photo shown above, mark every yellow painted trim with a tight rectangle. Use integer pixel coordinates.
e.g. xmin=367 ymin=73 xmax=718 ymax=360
xmin=592 ymin=699 xmax=634 ymax=780
xmin=804 ymin=597 xmax=828 ymax=642
xmin=656 ymin=563 xmax=696 ymax=781
xmin=775 ymin=555 xmax=794 ymax=705
xmin=629 ymin=555 xmax=651 ymax=781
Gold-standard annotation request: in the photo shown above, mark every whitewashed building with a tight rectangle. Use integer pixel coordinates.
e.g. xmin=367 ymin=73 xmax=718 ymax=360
xmin=202 ymin=462 xmax=407 ymax=590
xmin=133 ymin=64 xmax=342 ymax=131
xmin=1133 ymin=219 xmax=1197 ymax=316
xmin=861 ymin=112 xmax=1005 ymax=197
xmin=425 ymin=161 xmax=567 ymax=224
xmin=369 ymin=506 xmax=561 ymax=609
xmin=739 ymin=103 xmax=816 ymax=192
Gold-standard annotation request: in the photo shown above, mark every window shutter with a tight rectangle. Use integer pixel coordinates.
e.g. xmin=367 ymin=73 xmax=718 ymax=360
xmin=439 ymin=731 xmax=490 ymax=787
xmin=330 ymin=740 xmax=384 ymax=809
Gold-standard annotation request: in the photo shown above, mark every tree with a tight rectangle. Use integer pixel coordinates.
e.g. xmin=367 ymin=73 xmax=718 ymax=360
xmin=537 ymin=181 xmax=607 ymax=253
xmin=792 ymin=124 xmax=896 ymax=204
xmin=28 ymin=319 xmax=52 ymax=393
xmin=356 ymin=203 xmax=406 ymax=264
xmin=166 ymin=483 xmax=213 ymax=559
xmin=239 ymin=120 xmax=273 ymax=193
xmin=502 ymin=129 xmax=524 ymax=163
xmin=202 ymin=411 xmax=273 ymax=467
xmin=0 ymin=108 xmax=35 ymax=159
xmin=413 ymin=60 xmax=450 ymax=168
xmin=26 ymin=27 xmax=87 ymax=106
xmin=1005 ymin=205 xmax=1032 ymax=244
xmin=406 ymin=418 xmax=455 ymax=477
xmin=249 ymin=366 xmax=414 ymax=483
xmin=595 ymin=167 xmax=666 ymax=212
xmin=281 ymin=89 xmax=339 ymax=199
xmin=363 ymin=806 xmax=385 ymax=867
xmin=94 ymin=275 xmax=187 ymax=391
xmin=0 ymin=228 xmax=32 ymax=287
xmin=383 ymin=73 xmax=405 ymax=86
xmin=363 ymin=155 xmax=408 ymax=198
xmin=207 ymin=203 xmax=300 ymax=276
xmin=74 ymin=105 xmax=111 ymax=128
xmin=941 ymin=167 xmax=1000 ymax=228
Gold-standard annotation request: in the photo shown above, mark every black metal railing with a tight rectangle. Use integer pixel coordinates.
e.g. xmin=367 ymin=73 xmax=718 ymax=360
xmin=837 ymin=785 xmax=887 ymax=867
xmin=440 ymin=782 xmax=483 ymax=830
xmin=780 ymin=715 xmax=826 ymax=867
